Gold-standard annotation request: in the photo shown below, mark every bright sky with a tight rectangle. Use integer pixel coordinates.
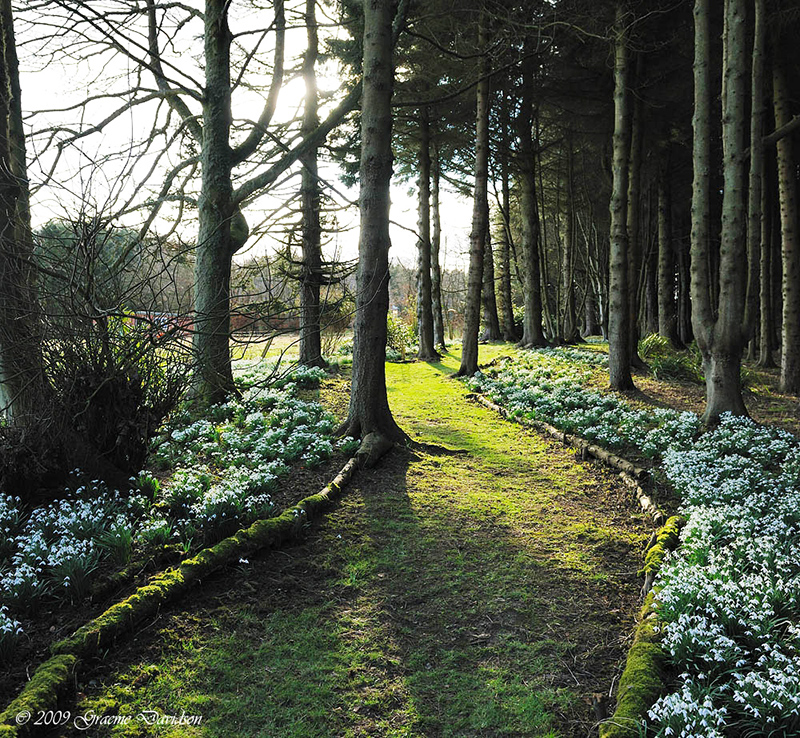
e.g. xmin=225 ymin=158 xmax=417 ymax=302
xmin=17 ymin=2 xmax=473 ymax=271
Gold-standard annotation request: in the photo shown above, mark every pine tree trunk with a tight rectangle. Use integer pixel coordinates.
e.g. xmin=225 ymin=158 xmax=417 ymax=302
xmin=657 ymin=176 xmax=681 ymax=347
xmin=758 ymin=163 xmax=775 ymax=367
xmin=496 ymin=92 xmax=517 ymax=342
xmin=608 ymin=3 xmax=635 ymax=391
xmin=192 ymin=0 xmax=236 ymax=404
xmin=431 ymin=140 xmax=446 ymax=349
xmin=457 ymin=13 xmax=490 ymax=376
xmin=691 ymin=0 xmax=749 ymax=423
xmin=299 ymin=0 xmax=326 ymax=368
xmin=518 ymin=37 xmax=546 ymax=348
xmin=627 ymin=86 xmax=645 ymax=366
xmin=341 ymin=0 xmax=404 ymax=462
xmin=480 ymin=230 xmax=502 ymax=341
xmin=560 ymin=142 xmax=578 ymax=343
xmin=773 ymin=56 xmax=800 ymax=394
xmin=0 ymin=0 xmax=47 ymax=420
xmin=416 ymin=107 xmax=439 ymax=360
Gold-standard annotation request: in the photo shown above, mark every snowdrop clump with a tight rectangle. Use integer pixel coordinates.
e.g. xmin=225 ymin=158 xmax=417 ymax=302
xmin=648 ymin=414 xmax=800 ymax=736
xmin=0 ymin=361 xmax=346 ymax=659
xmin=466 ymin=352 xmax=700 ymax=459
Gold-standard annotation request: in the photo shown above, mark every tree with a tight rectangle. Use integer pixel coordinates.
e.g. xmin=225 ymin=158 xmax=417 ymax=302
xmin=416 ymin=106 xmax=440 ymax=360
xmin=690 ymin=0 xmax=751 ymax=423
xmin=607 ymin=2 xmax=635 ymax=391
xmin=773 ymin=48 xmax=800 ymax=394
xmin=516 ymin=35 xmax=546 ymax=348
xmin=0 ymin=0 xmax=47 ymax=421
xmin=340 ymin=0 xmax=407 ymax=464
xmin=457 ymin=10 xmax=490 ymax=377
xmin=298 ymin=0 xmax=327 ymax=368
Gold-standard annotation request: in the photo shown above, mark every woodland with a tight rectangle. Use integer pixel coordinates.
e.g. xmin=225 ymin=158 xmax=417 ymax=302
xmin=1 ymin=0 xmax=800 ymax=736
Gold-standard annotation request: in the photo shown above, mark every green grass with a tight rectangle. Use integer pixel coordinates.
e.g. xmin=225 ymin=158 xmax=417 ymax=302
xmin=67 ymin=343 xmax=645 ymax=737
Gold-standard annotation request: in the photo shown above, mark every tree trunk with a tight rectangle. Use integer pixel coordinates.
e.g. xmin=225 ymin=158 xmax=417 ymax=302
xmin=480 ymin=230 xmax=502 ymax=341
xmin=299 ymin=0 xmax=326 ymax=368
xmin=0 ymin=0 xmax=47 ymax=420
xmin=431 ymin=140 xmax=446 ymax=349
xmin=627 ymin=82 xmax=645 ymax=366
xmin=560 ymin=141 xmax=578 ymax=343
xmin=416 ymin=107 xmax=439 ymax=360
xmin=657 ymin=176 xmax=681 ymax=347
xmin=773 ymin=55 xmax=800 ymax=394
xmin=496 ymin=90 xmax=517 ymax=342
xmin=691 ymin=0 xmax=749 ymax=423
xmin=608 ymin=3 xmax=635 ymax=391
xmin=758 ymin=162 xmax=775 ymax=367
xmin=518 ymin=37 xmax=546 ymax=348
xmin=341 ymin=0 xmax=404 ymax=462
xmin=457 ymin=13 xmax=490 ymax=376
xmin=192 ymin=0 xmax=237 ymax=405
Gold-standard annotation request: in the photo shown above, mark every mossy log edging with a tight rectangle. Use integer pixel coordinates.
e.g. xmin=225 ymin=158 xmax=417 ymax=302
xmin=468 ymin=392 xmax=663 ymax=523
xmin=599 ymin=515 xmax=685 ymax=738
xmin=467 ymin=388 xmax=685 ymax=735
xmin=0 ymin=457 xmax=359 ymax=737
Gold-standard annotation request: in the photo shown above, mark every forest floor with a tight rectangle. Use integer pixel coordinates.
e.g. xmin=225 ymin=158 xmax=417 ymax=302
xmin=52 ymin=345 xmax=651 ymax=738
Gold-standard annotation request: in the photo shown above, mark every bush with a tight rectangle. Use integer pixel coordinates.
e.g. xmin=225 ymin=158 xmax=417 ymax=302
xmin=386 ymin=315 xmax=416 ymax=358
xmin=638 ymin=334 xmax=703 ymax=383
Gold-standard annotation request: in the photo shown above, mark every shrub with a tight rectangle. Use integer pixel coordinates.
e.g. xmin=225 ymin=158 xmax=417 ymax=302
xmin=638 ymin=334 xmax=703 ymax=383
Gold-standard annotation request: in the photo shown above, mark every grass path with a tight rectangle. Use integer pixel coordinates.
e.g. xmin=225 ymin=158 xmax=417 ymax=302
xmin=63 ymin=347 xmax=647 ymax=737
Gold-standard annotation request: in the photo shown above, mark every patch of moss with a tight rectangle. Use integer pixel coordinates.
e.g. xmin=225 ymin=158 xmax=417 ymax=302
xmin=640 ymin=515 xmax=685 ymax=576
xmin=602 ymin=517 xmax=685 ymax=737
xmin=0 ymin=654 xmax=78 ymax=736
xmin=600 ymin=641 xmax=664 ymax=738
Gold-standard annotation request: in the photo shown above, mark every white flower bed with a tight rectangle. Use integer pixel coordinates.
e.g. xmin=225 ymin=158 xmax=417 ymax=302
xmin=0 ymin=361 xmax=352 ymax=660
xmin=649 ymin=415 xmax=800 ymax=736
xmin=466 ymin=352 xmax=700 ymax=459
xmin=466 ymin=349 xmax=800 ymax=735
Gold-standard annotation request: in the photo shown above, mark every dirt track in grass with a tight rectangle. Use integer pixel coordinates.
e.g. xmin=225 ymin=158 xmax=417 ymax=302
xmin=53 ymin=346 xmax=649 ymax=738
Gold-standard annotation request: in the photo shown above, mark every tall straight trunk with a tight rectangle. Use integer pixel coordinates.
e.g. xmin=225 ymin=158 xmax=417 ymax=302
xmin=342 ymin=0 xmax=404 ymax=460
xmin=678 ymin=235 xmax=693 ymax=345
xmin=0 ymin=0 xmax=46 ymax=419
xmin=480 ymin=231 xmax=502 ymax=341
xmin=773 ymin=56 xmax=800 ymax=394
xmin=431 ymin=140 xmax=445 ymax=348
xmin=299 ymin=0 xmax=326 ymax=368
xmin=192 ymin=0 xmax=236 ymax=404
xmin=560 ymin=141 xmax=578 ymax=342
xmin=691 ymin=0 xmax=749 ymax=423
xmin=657 ymin=176 xmax=681 ymax=347
xmin=608 ymin=3 xmax=634 ymax=391
xmin=627 ymin=84 xmax=645 ymax=365
xmin=745 ymin=0 xmax=764 ymax=345
xmin=457 ymin=13 xmax=490 ymax=376
xmin=758 ymin=162 xmax=775 ymax=367
xmin=496 ymin=86 xmax=516 ymax=342
xmin=518 ymin=36 xmax=546 ymax=348
xmin=416 ymin=107 xmax=439 ymax=360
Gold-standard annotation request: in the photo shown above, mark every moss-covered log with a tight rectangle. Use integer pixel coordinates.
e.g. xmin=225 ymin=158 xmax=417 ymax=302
xmin=0 ymin=457 xmax=358 ymax=736
xmin=600 ymin=517 xmax=685 ymax=738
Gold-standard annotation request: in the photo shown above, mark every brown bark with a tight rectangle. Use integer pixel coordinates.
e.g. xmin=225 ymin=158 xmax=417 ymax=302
xmin=657 ymin=176 xmax=681 ymax=348
xmin=431 ymin=141 xmax=445 ymax=349
xmin=627 ymin=84 xmax=645 ymax=366
xmin=0 ymin=0 xmax=47 ymax=420
xmin=690 ymin=0 xmax=749 ymax=423
xmin=608 ymin=3 xmax=635 ymax=391
xmin=517 ymin=37 xmax=546 ymax=348
xmin=299 ymin=0 xmax=326 ymax=368
xmin=773 ymin=55 xmax=800 ymax=394
xmin=457 ymin=13 xmax=490 ymax=376
xmin=480 ymin=230 xmax=502 ymax=342
xmin=496 ymin=88 xmax=517 ymax=342
xmin=341 ymin=0 xmax=405 ymax=461
xmin=416 ymin=107 xmax=439 ymax=360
